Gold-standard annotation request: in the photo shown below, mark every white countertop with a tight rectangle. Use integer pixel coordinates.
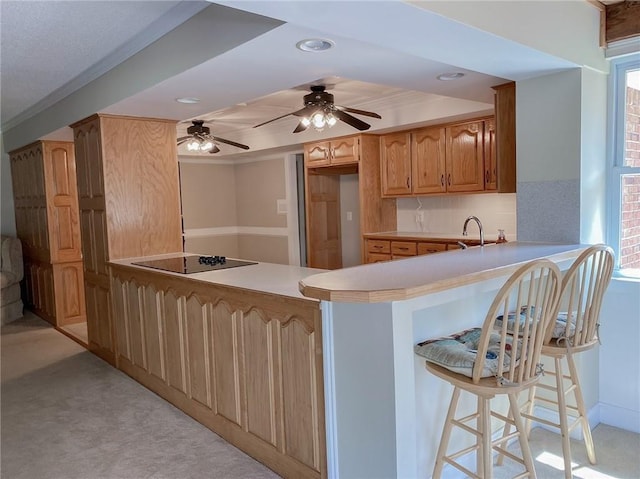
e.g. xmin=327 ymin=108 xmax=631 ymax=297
xmin=109 ymin=252 xmax=326 ymax=301
xmin=299 ymin=242 xmax=585 ymax=303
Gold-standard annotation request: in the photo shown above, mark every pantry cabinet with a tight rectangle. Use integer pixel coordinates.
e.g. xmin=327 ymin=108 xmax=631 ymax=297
xmin=9 ymin=141 xmax=86 ymax=327
xmin=71 ymin=113 xmax=183 ymax=364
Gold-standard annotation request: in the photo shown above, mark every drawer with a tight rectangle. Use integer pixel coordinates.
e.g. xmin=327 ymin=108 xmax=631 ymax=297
xmin=366 ymin=252 xmax=392 ymax=264
xmin=391 ymin=241 xmax=417 ymax=256
xmin=417 ymin=242 xmax=447 ymax=255
xmin=367 ymin=239 xmax=391 ymax=254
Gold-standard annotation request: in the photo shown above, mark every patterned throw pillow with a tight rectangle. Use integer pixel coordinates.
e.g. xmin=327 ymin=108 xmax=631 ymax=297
xmin=495 ymin=306 xmax=577 ymax=339
xmin=415 ymin=328 xmax=520 ymax=378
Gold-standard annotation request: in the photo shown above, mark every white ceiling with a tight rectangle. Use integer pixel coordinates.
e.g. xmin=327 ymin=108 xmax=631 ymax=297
xmin=1 ymin=1 xmax=587 ymax=156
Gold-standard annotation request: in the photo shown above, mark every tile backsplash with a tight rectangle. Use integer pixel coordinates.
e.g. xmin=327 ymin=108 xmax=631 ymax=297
xmin=396 ymin=193 xmax=517 ymax=240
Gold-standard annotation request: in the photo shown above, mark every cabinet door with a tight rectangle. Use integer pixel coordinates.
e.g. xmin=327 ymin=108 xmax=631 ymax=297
xmin=304 ymin=141 xmax=331 ymax=167
xmin=484 ymin=119 xmax=497 ymax=191
xmin=330 ymin=136 xmax=359 ymax=165
xmin=391 ymin=240 xmax=417 ymax=258
xmin=412 ymin=127 xmax=446 ymax=195
xmin=445 ymin=121 xmax=485 ymax=193
xmin=380 ymin=132 xmax=412 ymax=196
xmin=493 ymin=82 xmax=516 ymax=193
xmin=417 ymin=242 xmax=447 ymax=255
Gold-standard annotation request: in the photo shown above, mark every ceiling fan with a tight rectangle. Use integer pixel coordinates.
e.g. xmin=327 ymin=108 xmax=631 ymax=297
xmin=253 ymin=85 xmax=382 ymax=133
xmin=177 ymin=120 xmax=250 ymax=154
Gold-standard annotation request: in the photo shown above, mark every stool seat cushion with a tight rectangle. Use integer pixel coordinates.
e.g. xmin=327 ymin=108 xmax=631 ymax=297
xmin=495 ymin=306 xmax=577 ymax=339
xmin=415 ymin=328 xmax=519 ymax=378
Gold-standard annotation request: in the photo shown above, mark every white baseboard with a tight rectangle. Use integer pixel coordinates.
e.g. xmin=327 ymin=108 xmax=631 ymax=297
xmin=598 ymin=402 xmax=640 ymax=434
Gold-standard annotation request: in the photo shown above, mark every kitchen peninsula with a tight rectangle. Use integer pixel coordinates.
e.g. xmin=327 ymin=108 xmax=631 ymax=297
xmin=298 ymin=241 xmax=586 ymax=479
xmin=108 ymin=254 xmax=327 ymax=479
xmin=109 ymin=243 xmax=585 ymax=479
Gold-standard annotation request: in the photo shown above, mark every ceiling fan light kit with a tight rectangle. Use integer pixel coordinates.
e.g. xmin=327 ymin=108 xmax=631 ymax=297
xmin=177 ymin=120 xmax=249 ymax=154
xmin=254 ymin=85 xmax=381 ymax=133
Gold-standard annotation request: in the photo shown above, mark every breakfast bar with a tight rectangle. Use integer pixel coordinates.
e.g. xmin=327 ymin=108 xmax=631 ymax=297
xmin=298 ymin=242 xmax=586 ymax=479
xmin=109 ymin=243 xmax=586 ymax=479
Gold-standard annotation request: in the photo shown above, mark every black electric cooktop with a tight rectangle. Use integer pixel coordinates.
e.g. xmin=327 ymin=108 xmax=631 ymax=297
xmin=132 ymin=255 xmax=257 ymax=274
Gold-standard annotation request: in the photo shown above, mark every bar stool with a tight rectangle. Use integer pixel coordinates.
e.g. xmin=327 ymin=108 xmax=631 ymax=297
xmin=518 ymin=245 xmax=614 ymax=478
xmin=415 ymin=259 xmax=562 ymax=478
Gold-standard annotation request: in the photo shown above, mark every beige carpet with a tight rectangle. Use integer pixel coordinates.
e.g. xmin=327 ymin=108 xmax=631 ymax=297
xmin=2 ymin=312 xmax=639 ymax=479
xmin=1 ymin=312 xmax=280 ymax=479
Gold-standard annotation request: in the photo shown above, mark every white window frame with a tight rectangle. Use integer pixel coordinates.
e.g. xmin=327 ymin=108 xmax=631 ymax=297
xmin=607 ymin=53 xmax=640 ymax=276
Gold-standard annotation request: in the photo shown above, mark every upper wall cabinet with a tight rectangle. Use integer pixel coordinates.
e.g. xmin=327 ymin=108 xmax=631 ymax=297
xmin=304 ymin=135 xmax=359 ymax=168
xmin=492 ymin=82 xmax=516 ymax=193
xmin=381 ymin=119 xmax=487 ymax=197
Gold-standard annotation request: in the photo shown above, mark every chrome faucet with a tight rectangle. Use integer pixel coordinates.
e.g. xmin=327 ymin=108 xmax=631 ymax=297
xmin=462 ymin=216 xmax=484 ymax=247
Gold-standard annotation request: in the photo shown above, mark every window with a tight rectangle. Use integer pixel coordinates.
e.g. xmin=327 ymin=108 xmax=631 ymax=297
xmin=609 ymin=55 xmax=640 ymax=275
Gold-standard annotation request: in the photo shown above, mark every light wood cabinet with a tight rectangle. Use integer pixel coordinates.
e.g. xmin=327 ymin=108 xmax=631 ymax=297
xmin=484 ymin=118 xmax=497 ymax=190
xmin=381 ymin=119 xmax=488 ymax=197
xmin=492 ymin=82 xmax=516 ymax=193
xmin=380 ymin=132 xmax=412 ymax=195
xmin=71 ymin=114 xmax=183 ymax=364
xmin=445 ymin=120 xmax=485 ymax=193
xmin=304 ymin=135 xmax=359 ymax=168
xmin=304 ymin=134 xmax=396 ymax=269
xmin=110 ymin=266 xmax=326 ymax=479
xmin=10 ymin=141 xmax=86 ymax=327
xmin=381 ymin=83 xmax=517 ymax=198
xmin=364 ymin=235 xmax=489 ymax=264
xmin=412 ymin=127 xmax=447 ymax=195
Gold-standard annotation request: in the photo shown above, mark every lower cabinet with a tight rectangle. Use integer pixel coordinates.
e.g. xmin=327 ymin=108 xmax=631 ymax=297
xmin=110 ymin=266 xmax=326 ymax=479
xmin=364 ymin=236 xmax=484 ymax=263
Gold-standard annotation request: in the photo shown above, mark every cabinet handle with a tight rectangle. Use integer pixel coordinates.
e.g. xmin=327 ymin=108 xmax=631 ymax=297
xmin=373 ymin=245 xmax=382 ymax=249
xmin=485 ymin=170 xmax=489 ymax=183
xmin=399 ymin=247 xmax=409 ymax=251
xmin=447 ymin=174 xmax=451 ymax=186
xmin=441 ymin=174 xmax=445 ymax=187
xmin=406 ymin=177 xmax=410 ymax=189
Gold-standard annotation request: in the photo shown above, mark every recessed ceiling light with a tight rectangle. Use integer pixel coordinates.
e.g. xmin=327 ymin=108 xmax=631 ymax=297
xmin=175 ymin=97 xmax=200 ymax=104
xmin=296 ymin=38 xmax=334 ymax=52
xmin=437 ymin=72 xmax=465 ymax=81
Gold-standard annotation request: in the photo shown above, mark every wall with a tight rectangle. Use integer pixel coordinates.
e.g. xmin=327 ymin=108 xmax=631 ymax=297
xmin=339 ymin=174 xmax=361 ymax=267
xmin=1 ymin=146 xmax=16 ymax=236
xmin=516 ymin=67 xmax=640 ymax=433
xmin=180 ymin=161 xmax=239 ymax=256
xmin=396 ymin=193 xmax=517 ymax=240
xmin=180 ymin=153 xmax=297 ymax=265
xmin=599 ymin=278 xmax=640 ymax=433
xmin=517 ymin=70 xmax=582 ymax=243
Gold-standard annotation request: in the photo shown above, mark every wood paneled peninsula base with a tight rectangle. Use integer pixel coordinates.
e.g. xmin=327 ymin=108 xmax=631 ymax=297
xmin=109 ymin=255 xmax=327 ymax=479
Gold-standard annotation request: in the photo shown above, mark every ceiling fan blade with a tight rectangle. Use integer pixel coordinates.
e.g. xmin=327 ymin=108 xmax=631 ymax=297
xmin=253 ymin=112 xmax=296 ymax=128
xmin=209 ymin=135 xmax=250 ymax=150
xmin=291 ymin=105 xmax=318 ymax=117
xmin=293 ymin=121 xmax=309 ymax=133
xmin=177 ymin=137 xmax=191 ymax=145
xmin=335 ymin=105 xmax=382 ymax=119
xmin=254 ymin=106 xmax=318 ymax=128
xmin=208 ymin=145 xmax=221 ymax=154
xmin=333 ymin=109 xmax=371 ymax=131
